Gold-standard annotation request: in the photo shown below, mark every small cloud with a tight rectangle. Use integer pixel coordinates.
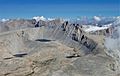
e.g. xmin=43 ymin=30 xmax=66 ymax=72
xmin=93 ymin=16 xmax=101 ymax=22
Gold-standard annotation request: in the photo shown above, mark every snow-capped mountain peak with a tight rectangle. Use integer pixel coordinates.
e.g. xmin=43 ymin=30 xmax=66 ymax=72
xmin=33 ymin=16 xmax=46 ymax=22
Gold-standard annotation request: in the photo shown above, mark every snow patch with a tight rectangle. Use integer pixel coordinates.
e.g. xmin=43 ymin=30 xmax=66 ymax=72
xmin=84 ymin=25 xmax=109 ymax=32
xmin=47 ymin=18 xmax=55 ymax=21
xmin=1 ymin=19 xmax=9 ymax=22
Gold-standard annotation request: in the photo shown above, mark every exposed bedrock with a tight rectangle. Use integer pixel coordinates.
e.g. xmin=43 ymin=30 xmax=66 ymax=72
xmin=0 ymin=22 xmax=118 ymax=76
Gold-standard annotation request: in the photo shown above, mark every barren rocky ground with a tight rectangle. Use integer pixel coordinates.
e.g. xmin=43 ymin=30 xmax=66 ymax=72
xmin=0 ymin=20 xmax=119 ymax=76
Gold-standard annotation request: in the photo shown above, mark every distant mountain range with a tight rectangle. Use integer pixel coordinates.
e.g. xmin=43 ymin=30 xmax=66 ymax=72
xmin=0 ymin=16 xmax=120 ymax=33
xmin=0 ymin=16 xmax=120 ymax=25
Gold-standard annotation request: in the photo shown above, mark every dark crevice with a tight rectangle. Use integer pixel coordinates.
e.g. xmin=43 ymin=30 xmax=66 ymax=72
xmin=35 ymin=39 xmax=52 ymax=42
xmin=4 ymin=57 xmax=13 ymax=60
xmin=66 ymin=54 xmax=81 ymax=58
xmin=13 ymin=53 xmax=28 ymax=57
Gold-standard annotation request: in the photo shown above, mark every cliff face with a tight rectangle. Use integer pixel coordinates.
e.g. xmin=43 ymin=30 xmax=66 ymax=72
xmin=0 ymin=20 xmax=119 ymax=76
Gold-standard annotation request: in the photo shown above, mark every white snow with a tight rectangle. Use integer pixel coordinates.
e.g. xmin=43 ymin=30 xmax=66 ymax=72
xmin=1 ymin=19 xmax=9 ymax=22
xmin=117 ymin=16 xmax=120 ymax=19
xmin=115 ymin=16 xmax=120 ymax=25
xmin=47 ymin=18 xmax=55 ymax=21
xmin=33 ymin=16 xmax=46 ymax=22
xmin=77 ymin=18 xmax=80 ymax=20
xmin=103 ymin=23 xmax=112 ymax=27
xmin=93 ymin=16 xmax=101 ymax=22
xmin=84 ymin=25 xmax=109 ymax=32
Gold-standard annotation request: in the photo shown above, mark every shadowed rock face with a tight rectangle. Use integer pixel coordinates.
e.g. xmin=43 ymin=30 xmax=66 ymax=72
xmin=0 ymin=20 xmax=119 ymax=76
xmin=35 ymin=39 xmax=52 ymax=42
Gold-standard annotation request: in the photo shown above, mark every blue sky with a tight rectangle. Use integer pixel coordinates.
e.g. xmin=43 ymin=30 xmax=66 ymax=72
xmin=0 ymin=0 xmax=119 ymax=19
